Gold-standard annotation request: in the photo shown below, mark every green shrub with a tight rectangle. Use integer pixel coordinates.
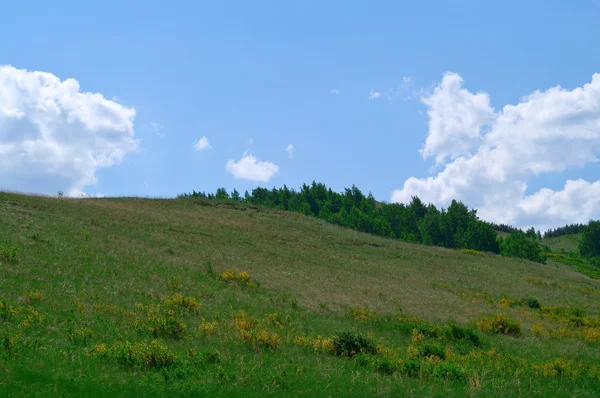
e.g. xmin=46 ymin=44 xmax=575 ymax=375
xmin=411 ymin=342 xmax=446 ymax=359
xmin=89 ymin=340 xmax=177 ymax=369
xmin=199 ymin=349 xmax=221 ymax=365
xmin=148 ymin=317 xmax=187 ymax=339
xmin=188 ymin=348 xmax=221 ymax=366
xmin=521 ymin=297 xmax=541 ymax=309
xmin=430 ymin=363 xmax=465 ymax=380
xmin=443 ymin=322 xmax=483 ymax=347
xmin=333 ymin=331 xmax=378 ymax=358
xmin=0 ymin=243 xmax=20 ymax=263
xmin=67 ymin=327 xmax=93 ymax=345
xmin=398 ymin=360 xmax=421 ymax=377
xmin=0 ymin=300 xmax=15 ymax=321
xmin=500 ymin=232 xmax=546 ymax=263
xmin=476 ymin=313 xmax=522 ymax=336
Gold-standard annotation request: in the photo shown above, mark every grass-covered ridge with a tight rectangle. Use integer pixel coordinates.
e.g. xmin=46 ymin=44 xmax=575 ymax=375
xmin=1 ymin=192 xmax=600 ymax=396
xmin=180 ymin=182 xmax=600 ymax=268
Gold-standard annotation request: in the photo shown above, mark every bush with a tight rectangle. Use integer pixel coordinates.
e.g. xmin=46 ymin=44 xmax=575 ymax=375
xmin=398 ymin=360 xmax=421 ymax=377
xmin=348 ymin=307 xmax=377 ymax=321
xmin=89 ymin=340 xmax=177 ymax=369
xmin=333 ymin=331 xmax=378 ymax=358
xmin=356 ymin=354 xmax=397 ymax=375
xmin=476 ymin=313 xmax=522 ymax=336
xmin=500 ymin=232 xmax=546 ymax=263
xmin=147 ymin=316 xmax=187 ymax=339
xmin=588 ymin=256 xmax=600 ymax=267
xmin=521 ymin=297 xmax=541 ymax=309
xmin=443 ymin=322 xmax=483 ymax=347
xmin=193 ymin=349 xmax=221 ymax=365
xmin=408 ymin=342 xmax=446 ymax=360
xmin=0 ymin=243 xmax=20 ymax=264
xmin=67 ymin=327 xmax=93 ymax=345
xmin=240 ymin=328 xmax=281 ymax=351
xmin=429 ymin=363 xmax=466 ymax=381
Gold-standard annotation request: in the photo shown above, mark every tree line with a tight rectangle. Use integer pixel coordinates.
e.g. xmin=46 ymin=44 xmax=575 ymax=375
xmin=179 ymin=182 xmax=553 ymax=264
xmin=543 ymin=223 xmax=587 ymax=239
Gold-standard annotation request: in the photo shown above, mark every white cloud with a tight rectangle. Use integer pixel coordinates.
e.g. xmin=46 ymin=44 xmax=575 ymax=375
xmin=69 ymin=189 xmax=105 ymax=198
xmin=226 ymin=153 xmax=279 ymax=182
xmin=0 ymin=65 xmax=138 ymax=197
xmin=392 ymin=72 xmax=600 ymax=230
xmin=419 ymin=72 xmax=495 ymax=164
xmin=368 ymin=91 xmax=382 ymax=100
xmin=286 ymin=144 xmax=294 ymax=158
xmin=193 ymin=136 xmax=211 ymax=151
xmin=330 ymin=89 xmax=340 ymax=95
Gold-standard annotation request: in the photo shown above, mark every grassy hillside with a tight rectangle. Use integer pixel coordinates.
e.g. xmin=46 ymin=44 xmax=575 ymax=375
xmin=1 ymin=192 xmax=600 ymax=397
xmin=544 ymin=233 xmax=583 ymax=254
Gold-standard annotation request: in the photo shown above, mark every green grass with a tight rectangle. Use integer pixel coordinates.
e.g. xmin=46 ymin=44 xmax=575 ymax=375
xmin=1 ymin=192 xmax=600 ymax=397
xmin=543 ymin=233 xmax=583 ymax=254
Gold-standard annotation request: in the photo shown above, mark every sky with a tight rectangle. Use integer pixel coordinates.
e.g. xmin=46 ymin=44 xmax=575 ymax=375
xmin=1 ymin=0 xmax=600 ymax=231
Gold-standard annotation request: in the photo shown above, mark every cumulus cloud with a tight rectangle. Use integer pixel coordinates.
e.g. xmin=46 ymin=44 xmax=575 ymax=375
xmin=368 ymin=91 xmax=382 ymax=100
xmin=225 ymin=153 xmax=279 ymax=182
xmin=193 ymin=136 xmax=211 ymax=151
xmin=0 ymin=65 xmax=137 ymax=197
xmin=392 ymin=72 xmax=600 ymax=230
xmin=286 ymin=144 xmax=294 ymax=158
xmin=420 ymin=72 xmax=495 ymax=164
xmin=330 ymin=89 xmax=340 ymax=95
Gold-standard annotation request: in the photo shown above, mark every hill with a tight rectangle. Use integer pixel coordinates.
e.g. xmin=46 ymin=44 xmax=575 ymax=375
xmin=543 ymin=233 xmax=583 ymax=254
xmin=1 ymin=192 xmax=600 ymax=396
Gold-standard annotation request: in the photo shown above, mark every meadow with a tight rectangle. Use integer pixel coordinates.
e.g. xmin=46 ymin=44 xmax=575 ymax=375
xmin=1 ymin=192 xmax=599 ymax=397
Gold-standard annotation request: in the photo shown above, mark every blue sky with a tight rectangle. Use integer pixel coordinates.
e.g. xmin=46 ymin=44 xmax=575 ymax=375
xmin=2 ymin=0 xmax=600 ymax=229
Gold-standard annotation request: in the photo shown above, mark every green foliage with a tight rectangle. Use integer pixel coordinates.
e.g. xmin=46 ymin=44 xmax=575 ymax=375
xmin=412 ymin=342 xmax=446 ymax=359
xmin=215 ymin=188 xmax=229 ymax=200
xmin=149 ymin=317 xmax=187 ymax=339
xmin=0 ymin=242 xmax=20 ymax=263
xmin=476 ymin=313 xmax=522 ymax=336
xmin=500 ymin=231 xmax=546 ymax=263
xmin=90 ymin=340 xmax=178 ymax=369
xmin=333 ymin=331 xmax=378 ymax=358
xmin=67 ymin=327 xmax=93 ymax=345
xmin=443 ymin=322 xmax=483 ymax=347
xmin=520 ymin=297 xmax=541 ymax=309
xmin=579 ymin=220 xmax=600 ymax=259
xmin=459 ymin=220 xmax=500 ymax=253
xmin=429 ymin=363 xmax=466 ymax=381
xmin=181 ymin=182 xmax=512 ymax=257
xmin=544 ymin=223 xmax=586 ymax=238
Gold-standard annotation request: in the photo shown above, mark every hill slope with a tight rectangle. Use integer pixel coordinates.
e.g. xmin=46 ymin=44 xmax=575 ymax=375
xmin=543 ymin=233 xmax=583 ymax=254
xmin=1 ymin=193 xmax=599 ymax=396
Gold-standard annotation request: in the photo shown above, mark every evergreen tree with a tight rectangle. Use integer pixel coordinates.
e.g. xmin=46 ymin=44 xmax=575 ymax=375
xmin=579 ymin=220 xmax=600 ymax=259
xmin=215 ymin=187 xmax=229 ymax=199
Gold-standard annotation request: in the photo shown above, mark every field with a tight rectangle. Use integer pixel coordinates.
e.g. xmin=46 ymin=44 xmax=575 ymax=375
xmin=1 ymin=192 xmax=600 ymax=397
xmin=544 ymin=233 xmax=583 ymax=254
